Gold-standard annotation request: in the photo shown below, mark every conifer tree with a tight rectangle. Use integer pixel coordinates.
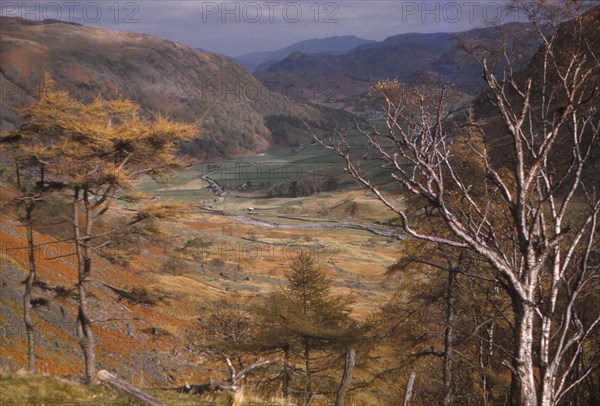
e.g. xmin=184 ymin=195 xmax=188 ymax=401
xmin=255 ymin=250 xmax=359 ymax=400
xmin=8 ymin=78 xmax=196 ymax=383
xmin=0 ymin=132 xmax=51 ymax=372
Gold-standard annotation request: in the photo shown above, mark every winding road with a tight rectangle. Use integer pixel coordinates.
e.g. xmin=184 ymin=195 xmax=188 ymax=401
xmin=197 ymin=208 xmax=405 ymax=240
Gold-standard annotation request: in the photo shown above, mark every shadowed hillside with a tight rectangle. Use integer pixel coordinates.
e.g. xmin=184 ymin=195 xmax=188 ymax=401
xmin=472 ymin=5 xmax=600 ymax=171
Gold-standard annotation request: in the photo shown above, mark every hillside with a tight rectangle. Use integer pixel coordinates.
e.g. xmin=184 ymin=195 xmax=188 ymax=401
xmin=235 ymin=35 xmax=375 ymax=72
xmin=254 ymin=70 xmax=372 ymax=107
xmin=0 ymin=158 xmax=400 ymax=395
xmin=0 ymin=185 xmax=401 ymax=395
xmin=0 ymin=18 xmax=334 ymax=157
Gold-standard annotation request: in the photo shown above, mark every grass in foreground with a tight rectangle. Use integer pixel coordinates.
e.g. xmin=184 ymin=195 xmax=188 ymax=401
xmin=0 ymin=372 xmax=137 ymax=405
xmin=0 ymin=372 xmax=292 ymax=405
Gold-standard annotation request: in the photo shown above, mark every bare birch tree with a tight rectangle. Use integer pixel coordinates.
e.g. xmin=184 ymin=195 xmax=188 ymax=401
xmin=310 ymin=3 xmax=600 ymax=404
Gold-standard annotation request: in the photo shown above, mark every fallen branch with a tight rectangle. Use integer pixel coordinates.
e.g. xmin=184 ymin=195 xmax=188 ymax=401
xmin=97 ymin=370 xmax=166 ymax=406
xmin=178 ymin=357 xmax=270 ymax=395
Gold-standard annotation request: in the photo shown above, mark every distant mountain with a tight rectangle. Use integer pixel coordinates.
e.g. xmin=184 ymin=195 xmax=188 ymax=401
xmin=235 ymin=35 xmax=375 ymax=72
xmin=262 ymin=23 xmax=539 ymax=92
xmin=0 ymin=18 xmax=337 ymax=157
xmin=234 ymin=51 xmax=275 ymax=72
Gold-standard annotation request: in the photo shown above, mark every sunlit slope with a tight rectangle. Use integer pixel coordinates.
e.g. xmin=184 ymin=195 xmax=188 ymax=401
xmin=0 ymin=17 xmax=329 ymax=157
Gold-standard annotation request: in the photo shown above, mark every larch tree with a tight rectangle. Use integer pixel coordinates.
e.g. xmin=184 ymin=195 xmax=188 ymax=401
xmin=250 ymin=290 xmax=297 ymax=398
xmin=249 ymin=250 xmax=358 ymax=402
xmin=310 ymin=2 xmax=600 ymax=405
xmin=380 ymin=235 xmax=514 ymax=405
xmin=9 ymin=78 xmax=196 ymax=383
xmin=280 ymin=249 xmax=358 ymax=400
xmin=0 ymin=132 xmax=54 ymax=372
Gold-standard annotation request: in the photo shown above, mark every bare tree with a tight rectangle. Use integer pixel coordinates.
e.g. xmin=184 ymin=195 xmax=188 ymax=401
xmin=310 ymin=3 xmax=600 ymax=405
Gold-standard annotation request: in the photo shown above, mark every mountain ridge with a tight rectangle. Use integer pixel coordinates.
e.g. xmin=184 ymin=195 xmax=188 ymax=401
xmin=262 ymin=23 xmax=538 ymax=92
xmin=235 ymin=35 xmax=375 ymax=72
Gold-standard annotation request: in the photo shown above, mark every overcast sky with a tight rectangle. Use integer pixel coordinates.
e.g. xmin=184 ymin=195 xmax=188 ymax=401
xmin=1 ymin=1 xmax=529 ymax=56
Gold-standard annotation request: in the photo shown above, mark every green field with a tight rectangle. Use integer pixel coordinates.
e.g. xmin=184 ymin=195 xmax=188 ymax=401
xmin=138 ymin=123 xmax=400 ymax=208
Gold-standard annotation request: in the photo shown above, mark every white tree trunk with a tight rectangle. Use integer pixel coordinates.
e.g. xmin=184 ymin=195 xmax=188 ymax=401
xmin=512 ymin=303 xmax=537 ymax=406
xmin=73 ymin=189 xmax=97 ymax=384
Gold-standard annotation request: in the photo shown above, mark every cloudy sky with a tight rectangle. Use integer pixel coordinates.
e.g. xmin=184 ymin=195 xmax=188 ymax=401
xmin=1 ymin=1 xmax=528 ymax=56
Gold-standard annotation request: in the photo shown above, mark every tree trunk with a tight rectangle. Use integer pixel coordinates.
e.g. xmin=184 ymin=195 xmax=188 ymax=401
xmin=335 ymin=348 xmax=355 ymax=406
xmin=539 ymin=386 xmax=554 ymax=406
xmin=77 ymin=269 xmax=96 ymax=383
xmin=511 ymin=302 xmax=537 ymax=406
xmin=304 ymin=337 xmax=311 ymax=401
xmin=539 ymin=354 xmax=556 ymax=406
xmin=443 ymin=271 xmax=456 ymax=406
xmin=73 ymin=189 xmax=97 ymax=384
xmin=23 ymin=201 xmax=37 ymax=372
xmin=283 ymin=343 xmax=290 ymax=398
xmin=402 ymin=371 xmax=416 ymax=406
xmin=479 ymin=321 xmax=494 ymax=406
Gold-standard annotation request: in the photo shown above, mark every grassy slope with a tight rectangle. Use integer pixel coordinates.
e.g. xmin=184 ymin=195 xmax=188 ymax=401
xmin=0 ymin=373 xmax=139 ymax=405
